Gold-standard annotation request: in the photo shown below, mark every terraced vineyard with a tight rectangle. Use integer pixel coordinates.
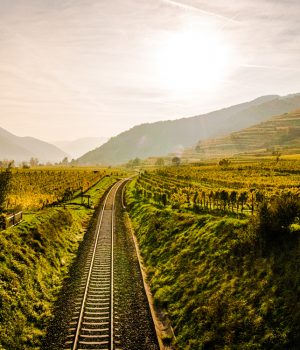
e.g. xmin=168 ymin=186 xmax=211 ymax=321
xmin=188 ymin=109 xmax=300 ymax=159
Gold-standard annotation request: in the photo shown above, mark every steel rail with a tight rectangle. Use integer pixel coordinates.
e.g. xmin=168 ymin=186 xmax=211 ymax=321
xmin=71 ymin=180 xmax=124 ymax=350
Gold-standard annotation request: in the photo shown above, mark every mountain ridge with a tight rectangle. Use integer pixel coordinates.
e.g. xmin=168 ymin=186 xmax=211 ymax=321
xmin=0 ymin=127 xmax=67 ymax=163
xmin=78 ymin=93 xmax=300 ymax=165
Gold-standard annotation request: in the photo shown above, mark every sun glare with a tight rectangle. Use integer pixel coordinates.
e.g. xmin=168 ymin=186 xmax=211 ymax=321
xmin=154 ymin=28 xmax=235 ymax=95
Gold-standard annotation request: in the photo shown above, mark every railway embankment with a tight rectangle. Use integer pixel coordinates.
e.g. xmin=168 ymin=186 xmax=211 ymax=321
xmin=113 ymin=181 xmax=160 ymax=349
xmin=126 ymin=179 xmax=300 ymax=349
xmin=0 ymin=207 xmax=85 ymax=349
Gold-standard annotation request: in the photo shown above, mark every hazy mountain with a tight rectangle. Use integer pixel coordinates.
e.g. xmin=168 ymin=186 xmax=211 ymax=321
xmin=78 ymin=93 xmax=300 ymax=165
xmin=53 ymin=137 xmax=108 ymax=159
xmin=187 ymin=109 xmax=300 ymax=159
xmin=0 ymin=127 xmax=67 ymax=163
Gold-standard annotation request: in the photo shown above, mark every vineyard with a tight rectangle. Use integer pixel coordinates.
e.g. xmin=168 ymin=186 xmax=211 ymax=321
xmin=0 ymin=170 xmax=123 ymax=350
xmin=134 ymin=160 xmax=300 ymax=215
xmin=0 ymin=167 xmax=119 ymax=211
xmin=127 ymin=159 xmax=300 ymax=348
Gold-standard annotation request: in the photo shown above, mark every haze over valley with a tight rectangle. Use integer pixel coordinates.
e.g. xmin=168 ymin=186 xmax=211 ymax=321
xmin=53 ymin=137 xmax=108 ymax=159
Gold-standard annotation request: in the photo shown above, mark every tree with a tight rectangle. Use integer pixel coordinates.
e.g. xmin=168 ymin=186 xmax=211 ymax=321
xmin=21 ymin=162 xmax=30 ymax=169
xmin=155 ymin=158 xmax=165 ymax=166
xmin=238 ymin=192 xmax=248 ymax=213
xmin=61 ymin=157 xmax=69 ymax=166
xmin=126 ymin=158 xmax=141 ymax=168
xmin=161 ymin=193 xmax=167 ymax=206
xmin=172 ymin=157 xmax=181 ymax=166
xmin=208 ymin=191 xmax=214 ymax=210
xmin=229 ymin=191 xmax=237 ymax=212
xmin=193 ymin=191 xmax=199 ymax=205
xmin=250 ymin=188 xmax=255 ymax=214
xmin=214 ymin=191 xmax=220 ymax=209
xmin=201 ymin=191 xmax=206 ymax=208
xmin=29 ymin=157 xmax=39 ymax=167
xmin=255 ymin=193 xmax=300 ymax=247
xmin=256 ymin=191 xmax=264 ymax=206
xmin=192 ymin=191 xmax=200 ymax=213
xmin=220 ymin=190 xmax=229 ymax=211
xmin=195 ymin=144 xmax=201 ymax=152
xmin=62 ymin=187 xmax=73 ymax=201
xmin=272 ymin=150 xmax=281 ymax=163
xmin=132 ymin=157 xmax=141 ymax=166
xmin=219 ymin=158 xmax=231 ymax=167
xmin=0 ymin=168 xmax=12 ymax=211
xmin=0 ymin=160 xmax=14 ymax=168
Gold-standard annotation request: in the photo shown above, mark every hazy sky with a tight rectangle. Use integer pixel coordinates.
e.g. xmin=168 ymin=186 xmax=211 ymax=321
xmin=0 ymin=0 xmax=300 ymax=141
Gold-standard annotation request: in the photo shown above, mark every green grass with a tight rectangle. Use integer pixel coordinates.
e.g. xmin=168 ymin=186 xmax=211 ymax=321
xmin=0 ymin=208 xmax=83 ymax=349
xmin=127 ymin=179 xmax=300 ymax=349
xmin=69 ymin=175 xmax=116 ymax=206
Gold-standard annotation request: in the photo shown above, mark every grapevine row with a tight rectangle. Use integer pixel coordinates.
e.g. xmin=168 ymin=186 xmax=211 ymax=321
xmin=134 ymin=164 xmax=300 ymax=214
xmin=2 ymin=168 xmax=115 ymax=210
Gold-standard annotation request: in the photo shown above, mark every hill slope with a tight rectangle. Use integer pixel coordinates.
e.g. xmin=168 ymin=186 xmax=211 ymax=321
xmin=190 ymin=109 xmax=300 ymax=159
xmin=0 ymin=127 xmax=67 ymax=163
xmin=78 ymin=93 xmax=300 ymax=165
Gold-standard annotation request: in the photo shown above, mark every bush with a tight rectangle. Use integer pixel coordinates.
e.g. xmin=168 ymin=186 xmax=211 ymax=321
xmin=256 ymin=193 xmax=300 ymax=245
xmin=219 ymin=158 xmax=231 ymax=167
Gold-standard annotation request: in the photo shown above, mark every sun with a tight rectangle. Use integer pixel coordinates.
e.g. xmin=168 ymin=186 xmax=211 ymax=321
xmin=154 ymin=27 xmax=235 ymax=94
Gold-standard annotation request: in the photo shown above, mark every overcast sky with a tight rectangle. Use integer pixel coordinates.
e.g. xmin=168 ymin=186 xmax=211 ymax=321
xmin=0 ymin=0 xmax=299 ymax=141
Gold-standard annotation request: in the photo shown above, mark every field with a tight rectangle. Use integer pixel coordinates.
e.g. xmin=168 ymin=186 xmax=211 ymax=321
xmin=135 ymin=159 xmax=300 ymax=215
xmin=1 ymin=160 xmax=300 ymax=349
xmin=0 ymin=167 xmax=124 ymax=211
xmin=127 ymin=159 xmax=300 ymax=349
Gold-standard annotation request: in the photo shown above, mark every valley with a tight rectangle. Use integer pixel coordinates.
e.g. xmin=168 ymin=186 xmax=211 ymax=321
xmin=1 ymin=1 xmax=300 ymax=348
xmin=1 ymin=156 xmax=299 ymax=349
xmin=1 ymin=95 xmax=300 ymax=350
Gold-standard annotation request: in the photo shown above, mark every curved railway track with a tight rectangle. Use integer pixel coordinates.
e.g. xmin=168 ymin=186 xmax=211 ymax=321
xmin=64 ymin=179 xmax=126 ymax=350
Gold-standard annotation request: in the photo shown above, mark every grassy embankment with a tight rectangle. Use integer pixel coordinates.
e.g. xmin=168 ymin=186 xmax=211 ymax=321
xmin=0 ymin=175 xmax=117 ymax=350
xmin=127 ymin=178 xmax=300 ymax=349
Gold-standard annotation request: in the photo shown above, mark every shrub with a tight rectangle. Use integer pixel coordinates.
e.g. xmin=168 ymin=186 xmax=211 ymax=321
xmin=256 ymin=193 xmax=300 ymax=245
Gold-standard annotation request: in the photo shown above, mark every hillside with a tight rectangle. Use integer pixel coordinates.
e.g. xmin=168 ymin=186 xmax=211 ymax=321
xmin=127 ymin=197 xmax=300 ymax=349
xmin=53 ymin=137 xmax=108 ymax=159
xmin=126 ymin=164 xmax=300 ymax=348
xmin=78 ymin=93 xmax=300 ymax=165
xmin=190 ymin=109 xmax=300 ymax=159
xmin=0 ymin=127 xmax=67 ymax=163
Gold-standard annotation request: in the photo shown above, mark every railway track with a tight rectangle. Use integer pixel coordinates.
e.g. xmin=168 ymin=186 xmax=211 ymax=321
xmin=64 ymin=179 xmax=126 ymax=350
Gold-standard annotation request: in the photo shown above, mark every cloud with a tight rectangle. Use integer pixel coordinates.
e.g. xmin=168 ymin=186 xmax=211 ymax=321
xmin=240 ymin=64 xmax=300 ymax=72
xmin=159 ymin=0 xmax=239 ymax=23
